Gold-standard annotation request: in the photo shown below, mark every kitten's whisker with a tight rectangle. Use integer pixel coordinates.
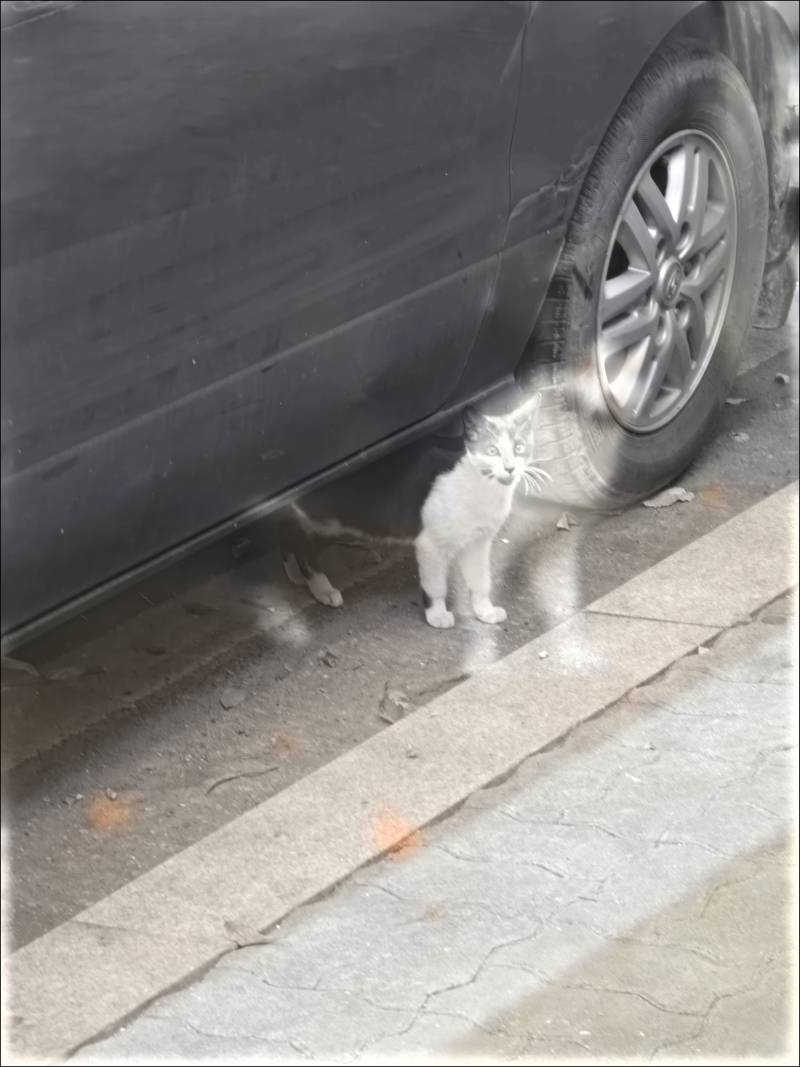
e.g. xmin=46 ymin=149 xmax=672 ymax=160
xmin=522 ymin=466 xmax=551 ymax=496
xmin=522 ymin=471 xmax=543 ymax=497
xmin=526 ymin=465 xmax=552 ymax=483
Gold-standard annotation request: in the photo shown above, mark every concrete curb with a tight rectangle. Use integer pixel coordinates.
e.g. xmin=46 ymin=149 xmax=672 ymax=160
xmin=5 ymin=483 xmax=797 ymax=1062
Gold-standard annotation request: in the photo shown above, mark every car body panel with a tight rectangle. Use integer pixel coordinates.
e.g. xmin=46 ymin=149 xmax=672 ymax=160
xmin=1 ymin=0 xmax=794 ymax=645
xmin=2 ymin=0 xmax=525 ymax=632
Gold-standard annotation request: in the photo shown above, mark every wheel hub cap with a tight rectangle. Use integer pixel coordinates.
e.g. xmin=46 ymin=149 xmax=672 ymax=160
xmin=658 ymin=259 xmax=683 ymax=307
xmin=596 ymin=130 xmax=737 ymax=433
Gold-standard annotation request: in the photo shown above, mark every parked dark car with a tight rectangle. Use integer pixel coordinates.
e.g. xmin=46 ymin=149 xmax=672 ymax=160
xmin=2 ymin=0 xmax=797 ymax=647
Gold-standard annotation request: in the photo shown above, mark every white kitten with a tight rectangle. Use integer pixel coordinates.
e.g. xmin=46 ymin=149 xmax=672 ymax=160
xmin=279 ymin=395 xmax=547 ymax=627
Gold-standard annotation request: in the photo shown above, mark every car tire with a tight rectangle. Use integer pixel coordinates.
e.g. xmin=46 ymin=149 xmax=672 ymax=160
xmin=521 ymin=45 xmax=769 ymax=509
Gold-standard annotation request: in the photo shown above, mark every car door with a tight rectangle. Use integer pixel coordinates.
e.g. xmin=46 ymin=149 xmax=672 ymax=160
xmin=1 ymin=0 xmax=527 ymax=636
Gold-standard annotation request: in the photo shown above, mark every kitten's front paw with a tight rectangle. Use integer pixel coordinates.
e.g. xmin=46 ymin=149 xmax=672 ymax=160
xmin=425 ymin=606 xmax=455 ymax=629
xmin=475 ymin=604 xmax=507 ymax=625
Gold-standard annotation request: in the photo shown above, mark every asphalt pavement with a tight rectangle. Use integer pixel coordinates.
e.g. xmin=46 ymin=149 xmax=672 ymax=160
xmin=2 ymin=304 xmax=798 ymax=1063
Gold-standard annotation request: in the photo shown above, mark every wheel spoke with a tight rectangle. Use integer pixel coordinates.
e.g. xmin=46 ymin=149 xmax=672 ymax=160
xmin=599 ymin=304 xmax=658 ymax=358
xmin=601 ymin=268 xmax=653 ymax=323
xmin=616 ymin=200 xmax=657 ymax=271
xmin=633 ymin=311 xmax=677 ymax=417
xmin=665 ymin=144 xmax=691 ymax=229
xmin=636 ymin=172 xmax=679 ymax=247
xmin=609 ymin=335 xmax=652 ymax=412
xmin=681 ymin=288 xmax=707 ymax=359
xmin=690 ymin=202 xmax=728 ymax=256
xmin=671 ymin=320 xmax=694 ymax=381
xmin=678 ymin=144 xmax=709 ymax=246
xmin=687 ymin=238 xmax=729 ymax=298
xmin=688 ymin=146 xmax=709 ymax=232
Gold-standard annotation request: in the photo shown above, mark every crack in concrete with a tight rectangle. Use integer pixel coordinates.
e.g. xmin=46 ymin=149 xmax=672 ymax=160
xmin=221 ymin=919 xmax=275 ymax=949
xmin=663 ymin=705 xmax=748 ymax=719
xmin=584 ymin=608 xmax=720 ymax=628
xmin=496 ymin=809 xmax=631 ymax=843
xmin=675 ymin=659 xmax=792 ymax=685
xmin=349 ymin=879 xmax=407 ymax=905
xmin=495 ymin=961 xmax=717 ymax=1019
xmin=409 ymin=672 xmax=470 ymax=702
xmin=652 ymin=835 xmax=738 ymax=859
xmin=160 ymin=981 xmax=412 ymax=1060
xmin=423 ymin=1007 xmax=500 ymax=1038
xmin=351 ymin=875 xmax=540 ymax=926
xmin=258 ymin=976 xmax=415 ymax=1018
xmin=547 ymin=916 xmax=727 ymax=967
xmin=586 ymin=728 xmax=767 ymax=769
xmin=696 ymin=865 xmax=771 ymax=921
xmin=740 ymin=799 xmax=783 ymax=819
xmin=148 ymin=1009 xmax=317 ymax=1059
xmin=697 ymin=743 xmax=793 ymax=821
xmin=220 ymin=960 xmax=422 ymax=1018
xmin=350 ymin=927 xmax=543 ymax=1061
xmin=648 ymin=969 xmax=775 ymax=1062
xmin=491 ymin=807 xmax=764 ymax=865
xmin=427 ymin=841 xmax=566 ymax=879
xmin=70 ymin=919 xmax=134 ymax=936
xmin=521 ymin=1033 xmax=593 ymax=1056
xmin=205 ymin=765 xmax=279 ymax=795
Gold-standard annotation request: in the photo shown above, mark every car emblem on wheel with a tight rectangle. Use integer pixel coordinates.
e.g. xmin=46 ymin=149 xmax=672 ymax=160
xmin=665 ymin=264 xmax=682 ymax=303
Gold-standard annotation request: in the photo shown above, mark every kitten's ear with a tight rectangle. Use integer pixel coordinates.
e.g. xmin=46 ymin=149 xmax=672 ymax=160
xmin=462 ymin=406 xmax=485 ymax=442
xmin=515 ymin=391 xmax=542 ymax=430
xmin=520 ymin=391 xmax=542 ymax=418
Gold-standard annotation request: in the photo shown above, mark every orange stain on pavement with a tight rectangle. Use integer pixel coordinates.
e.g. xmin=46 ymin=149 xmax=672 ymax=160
xmin=371 ymin=808 xmax=423 ymax=861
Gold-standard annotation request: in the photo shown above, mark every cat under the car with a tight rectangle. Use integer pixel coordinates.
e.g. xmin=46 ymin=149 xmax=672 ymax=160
xmin=279 ymin=395 xmax=548 ymax=628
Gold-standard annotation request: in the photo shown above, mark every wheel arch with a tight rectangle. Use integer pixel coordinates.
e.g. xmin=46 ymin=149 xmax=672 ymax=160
xmin=662 ymin=1 xmax=798 ymax=326
xmin=514 ymin=0 xmax=796 ymax=358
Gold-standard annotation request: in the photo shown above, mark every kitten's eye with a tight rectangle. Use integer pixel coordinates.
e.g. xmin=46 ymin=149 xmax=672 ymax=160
xmin=486 ymin=445 xmax=499 ymax=456
xmin=514 ymin=442 xmax=525 ymax=454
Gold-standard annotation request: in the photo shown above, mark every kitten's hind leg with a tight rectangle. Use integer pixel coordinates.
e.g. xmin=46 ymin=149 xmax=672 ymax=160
xmin=305 ymin=569 xmax=344 ymax=608
xmin=459 ymin=537 xmax=506 ymax=625
xmin=278 ymin=515 xmax=306 ymax=586
xmin=415 ymin=532 xmax=454 ymax=629
xmin=282 ymin=552 xmax=305 ymax=586
xmin=278 ymin=513 xmax=343 ymax=608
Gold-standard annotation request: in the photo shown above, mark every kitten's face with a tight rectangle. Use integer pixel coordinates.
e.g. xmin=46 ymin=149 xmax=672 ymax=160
xmin=463 ymin=398 xmax=540 ymax=487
